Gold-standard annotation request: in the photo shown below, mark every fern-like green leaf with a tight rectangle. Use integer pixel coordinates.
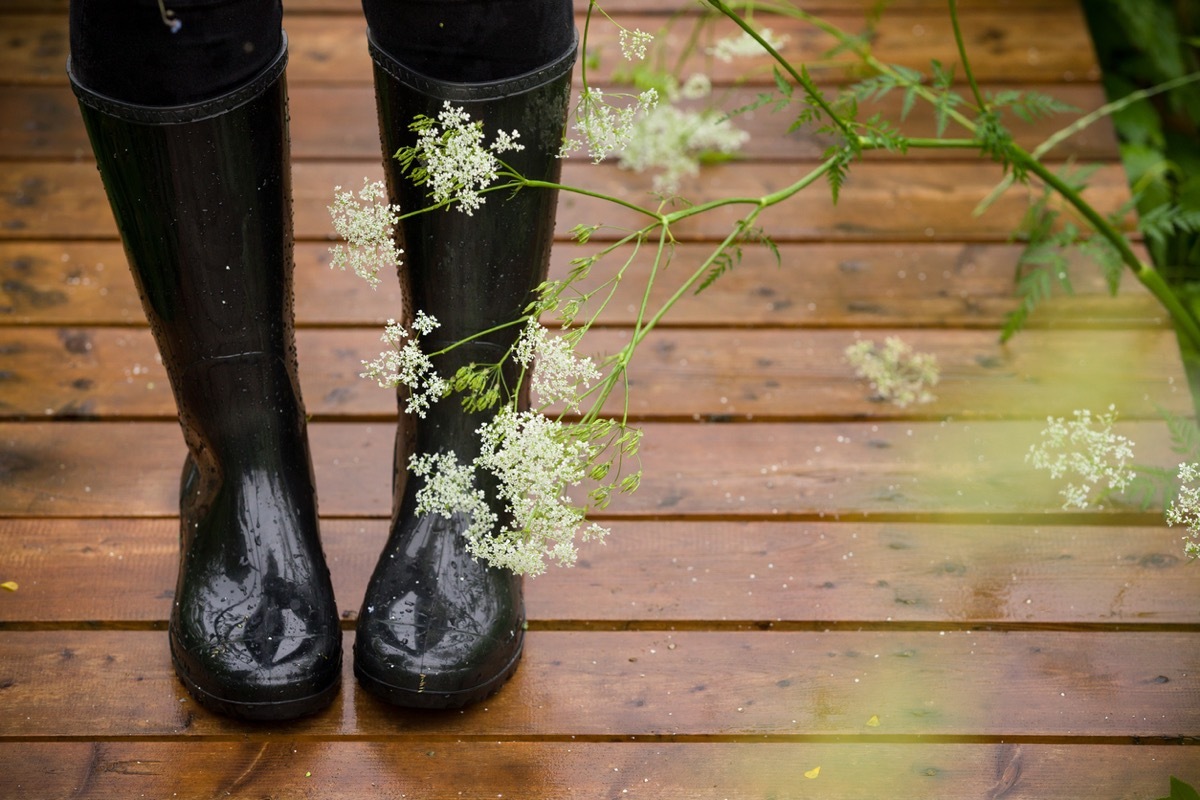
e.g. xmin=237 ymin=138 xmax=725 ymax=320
xmin=1140 ymin=203 xmax=1200 ymax=245
xmin=826 ymin=147 xmax=852 ymax=204
xmin=774 ymin=66 xmax=794 ymax=100
xmin=1164 ymin=409 xmax=1200 ymax=459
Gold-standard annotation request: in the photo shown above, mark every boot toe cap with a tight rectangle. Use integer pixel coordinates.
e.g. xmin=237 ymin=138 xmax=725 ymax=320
xmin=354 ymin=615 xmax=523 ymax=708
xmin=170 ymin=627 xmax=343 ymax=720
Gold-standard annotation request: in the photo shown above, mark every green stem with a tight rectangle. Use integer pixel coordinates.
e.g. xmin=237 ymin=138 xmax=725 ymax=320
xmin=660 ymin=155 xmax=839 ymax=224
xmin=630 ymin=226 xmax=673 ymax=348
xmin=877 ymin=137 xmax=979 ymax=150
xmin=947 ymin=0 xmax=988 ymax=112
xmin=571 ymin=157 xmax=837 ymax=426
xmin=1032 ymin=71 xmax=1200 ymax=161
xmin=705 ymin=0 xmax=857 ymax=143
xmin=744 ymin=1 xmax=984 ymax=136
xmin=978 ymin=71 xmax=1200 ymax=217
xmin=580 ymin=1 xmax=596 ymax=93
xmin=1015 ymin=159 xmax=1200 ymax=353
xmin=519 ymin=178 xmax=665 ymax=221
xmin=635 ymin=212 xmax=762 ymax=346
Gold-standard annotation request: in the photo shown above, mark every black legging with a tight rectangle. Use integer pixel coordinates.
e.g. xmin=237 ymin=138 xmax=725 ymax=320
xmin=68 ymin=0 xmax=574 ymax=106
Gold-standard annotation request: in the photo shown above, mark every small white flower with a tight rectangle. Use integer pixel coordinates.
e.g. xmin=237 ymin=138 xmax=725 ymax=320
xmin=618 ymin=101 xmax=749 ymax=194
xmin=410 ymin=450 xmax=497 ymax=542
xmin=708 ymin=28 xmax=789 ymax=63
xmin=562 ymin=87 xmax=659 ymax=163
xmin=360 ymin=314 xmax=446 ymax=417
xmin=407 ymin=410 xmax=611 ymax=576
xmin=680 ymin=73 xmax=712 ymax=100
xmin=474 ymin=408 xmax=606 ymax=575
xmin=1166 ymin=462 xmax=1200 ymax=559
xmin=412 ymin=309 xmax=439 ymax=336
xmin=514 ymin=318 xmax=601 ymax=409
xmin=619 ymin=28 xmax=654 ymax=61
xmin=328 ymin=179 xmax=402 ymax=289
xmin=405 ymin=102 xmax=524 ymax=215
xmin=844 ymin=337 xmax=939 ymax=408
xmin=1026 ymin=406 xmax=1135 ymax=510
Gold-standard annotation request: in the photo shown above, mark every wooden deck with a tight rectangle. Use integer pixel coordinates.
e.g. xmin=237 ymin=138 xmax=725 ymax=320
xmin=2 ymin=1 xmax=1199 ymax=796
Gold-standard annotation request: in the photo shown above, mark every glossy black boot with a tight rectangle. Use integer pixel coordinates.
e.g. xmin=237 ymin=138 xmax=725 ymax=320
xmin=354 ymin=33 xmax=576 ymax=709
xmin=69 ymin=40 xmax=342 ymax=721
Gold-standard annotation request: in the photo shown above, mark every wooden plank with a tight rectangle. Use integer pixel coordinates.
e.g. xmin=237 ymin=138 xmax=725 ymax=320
xmin=0 ymin=11 xmax=1100 ymax=87
xmin=0 ymin=241 xmax=1161 ymax=329
xmin=0 ymin=0 xmax=1118 ymax=14
xmin=2 ymin=518 xmax=1197 ymax=627
xmin=0 ymin=83 xmax=1119 ymax=162
xmin=0 ymin=629 xmax=1197 ymax=738
xmin=580 ymin=8 xmax=1102 ymax=86
xmin=4 ymin=741 xmax=1198 ymax=799
xmin=0 ymin=161 xmax=1136 ymax=242
xmin=0 ymin=420 xmax=1183 ymax=519
xmin=0 ymin=327 xmax=1189 ymax=421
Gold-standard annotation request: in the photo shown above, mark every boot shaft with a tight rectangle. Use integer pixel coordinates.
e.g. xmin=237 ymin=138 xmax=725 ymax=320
xmin=70 ymin=40 xmax=296 ymax=371
xmin=369 ymin=33 xmax=576 ymax=347
xmin=70 ymin=39 xmax=315 ymax=490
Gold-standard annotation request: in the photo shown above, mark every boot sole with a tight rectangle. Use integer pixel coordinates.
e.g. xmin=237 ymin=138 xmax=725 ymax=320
xmin=172 ymin=652 xmax=341 ymax=722
xmin=353 ymin=645 xmax=522 ymax=710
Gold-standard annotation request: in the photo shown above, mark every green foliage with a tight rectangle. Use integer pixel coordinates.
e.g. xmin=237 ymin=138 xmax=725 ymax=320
xmin=1126 ymin=410 xmax=1200 ymax=510
xmin=1084 ymin=0 xmax=1200 ymax=283
xmin=974 ymin=109 xmax=1019 ymax=178
xmin=1001 ymin=164 xmax=1115 ymax=342
xmin=1156 ymin=776 xmax=1200 ymax=800
xmin=842 ymin=65 xmax=923 ymax=122
xmin=824 ymin=145 xmax=854 ymax=204
xmin=447 ymin=363 xmax=505 ymax=413
xmin=695 ymin=225 xmax=779 ymax=295
xmin=1140 ymin=201 xmax=1200 ymax=249
xmin=928 ymin=59 xmax=963 ymax=137
xmin=987 ymin=89 xmax=1079 ymax=124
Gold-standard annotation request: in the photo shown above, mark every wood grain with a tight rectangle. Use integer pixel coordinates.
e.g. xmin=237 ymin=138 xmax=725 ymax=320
xmin=1 ymin=10 xmax=1100 ymax=87
xmin=0 ymin=629 xmax=1196 ymax=738
xmin=0 ymin=326 xmax=1189 ymax=421
xmin=0 ymin=161 xmax=1137 ymax=242
xmin=0 ymin=83 xmax=1119 ymax=161
xmin=0 ymin=0 xmax=1118 ymax=13
xmin=0 ymin=420 xmax=1184 ymax=518
xmin=4 ymin=741 xmax=1198 ymax=799
xmin=0 ymin=0 xmax=1195 ymax=791
xmin=0 ymin=241 xmax=1162 ymax=329
xmin=2 ymin=518 xmax=1196 ymax=627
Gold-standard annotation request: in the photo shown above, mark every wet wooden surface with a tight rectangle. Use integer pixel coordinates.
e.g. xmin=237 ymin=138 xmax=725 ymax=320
xmin=1 ymin=1 xmax=1198 ymax=798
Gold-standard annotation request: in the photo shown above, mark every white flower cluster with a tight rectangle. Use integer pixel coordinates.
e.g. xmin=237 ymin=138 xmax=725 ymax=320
xmin=360 ymin=311 xmax=447 ymax=418
xmin=1165 ymin=463 xmax=1200 ymax=559
xmin=411 ymin=101 xmax=524 ymax=215
xmin=561 ymin=87 xmax=660 ymax=163
xmin=707 ymin=28 xmax=790 ymax=62
xmin=410 ymin=450 xmax=494 ymax=534
xmin=1025 ymin=406 xmax=1135 ymax=510
xmin=619 ymin=27 xmax=653 ymax=61
xmin=844 ymin=337 xmax=939 ymax=407
xmin=618 ymin=73 xmax=749 ymax=194
xmin=411 ymin=410 xmax=609 ymax=576
xmin=680 ymin=73 xmax=713 ymax=100
xmin=328 ymin=179 xmax=402 ymax=289
xmin=477 ymin=409 xmax=609 ymax=574
xmin=514 ymin=318 xmax=601 ymax=410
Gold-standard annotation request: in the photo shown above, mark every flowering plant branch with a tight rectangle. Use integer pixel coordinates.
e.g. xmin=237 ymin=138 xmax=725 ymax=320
xmin=331 ymin=0 xmax=1200 ymax=572
xmin=705 ymin=0 xmax=1200 ymax=353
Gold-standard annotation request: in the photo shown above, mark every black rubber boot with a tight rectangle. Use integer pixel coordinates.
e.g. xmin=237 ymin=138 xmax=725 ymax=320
xmin=69 ymin=40 xmax=342 ymax=721
xmin=354 ymin=32 xmax=576 ymax=709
